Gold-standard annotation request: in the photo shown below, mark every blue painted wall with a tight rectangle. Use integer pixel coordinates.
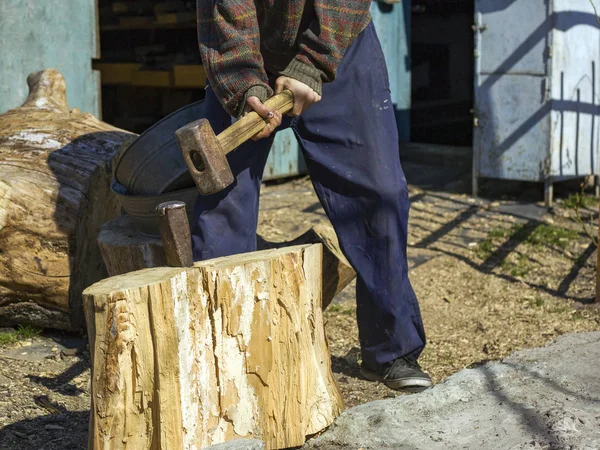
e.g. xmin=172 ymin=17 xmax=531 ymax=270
xmin=370 ymin=0 xmax=412 ymax=142
xmin=473 ymin=0 xmax=600 ymax=186
xmin=0 ymin=1 xmax=100 ymax=116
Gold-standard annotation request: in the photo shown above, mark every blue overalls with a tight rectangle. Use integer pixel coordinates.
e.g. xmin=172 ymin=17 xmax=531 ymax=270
xmin=190 ymin=22 xmax=426 ymax=367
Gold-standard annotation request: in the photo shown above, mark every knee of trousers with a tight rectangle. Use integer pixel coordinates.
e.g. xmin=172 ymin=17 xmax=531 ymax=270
xmin=370 ymin=179 xmax=410 ymax=210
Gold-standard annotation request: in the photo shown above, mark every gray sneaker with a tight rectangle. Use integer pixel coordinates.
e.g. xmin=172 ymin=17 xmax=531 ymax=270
xmin=360 ymin=357 xmax=432 ymax=392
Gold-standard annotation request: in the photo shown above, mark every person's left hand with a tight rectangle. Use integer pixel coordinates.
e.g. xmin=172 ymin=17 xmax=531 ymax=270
xmin=275 ymin=76 xmax=321 ymax=116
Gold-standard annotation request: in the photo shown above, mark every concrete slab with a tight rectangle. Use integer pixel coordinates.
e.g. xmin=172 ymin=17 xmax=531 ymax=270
xmin=305 ymin=332 xmax=600 ymax=449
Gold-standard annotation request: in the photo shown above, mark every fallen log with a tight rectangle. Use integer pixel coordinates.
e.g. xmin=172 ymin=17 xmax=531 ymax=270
xmin=0 ymin=69 xmax=134 ymax=330
xmin=98 ymin=214 xmax=356 ymax=309
xmin=83 ymin=244 xmax=343 ymax=450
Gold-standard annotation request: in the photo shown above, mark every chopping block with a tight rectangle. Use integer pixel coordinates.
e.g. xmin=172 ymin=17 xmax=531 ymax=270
xmin=85 ymin=211 xmax=355 ymax=449
xmin=84 ymin=243 xmax=344 ymax=450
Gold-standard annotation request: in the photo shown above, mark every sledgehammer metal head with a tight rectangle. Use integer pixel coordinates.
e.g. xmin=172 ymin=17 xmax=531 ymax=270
xmin=175 ymin=90 xmax=295 ymax=195
xmin=176 ymin=119 xmax=234 ymax=195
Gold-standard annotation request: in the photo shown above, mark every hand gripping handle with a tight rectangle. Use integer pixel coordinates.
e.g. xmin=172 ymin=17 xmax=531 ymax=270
xmin=176 ymin=90 xmax=295 ymax=195
xmin=218 ymin=89 xmax=295 ymax=154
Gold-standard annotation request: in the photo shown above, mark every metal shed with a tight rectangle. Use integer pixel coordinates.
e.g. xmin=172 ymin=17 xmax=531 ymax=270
xmin=473 ymin=0 xmax=600 ymax=204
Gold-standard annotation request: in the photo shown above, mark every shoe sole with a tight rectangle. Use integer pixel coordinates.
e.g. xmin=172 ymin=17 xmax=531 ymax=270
xmin=360 ymin=368 xmax=433 ymax=392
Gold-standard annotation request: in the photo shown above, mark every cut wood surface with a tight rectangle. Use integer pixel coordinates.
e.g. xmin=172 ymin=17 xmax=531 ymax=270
xmin=83 ymin=244 xmax=343 ymax=450
xmin=99 ymin=214 xmax=356 ymax=308
xmin=0 ymin=69 xmax=134 ymax=330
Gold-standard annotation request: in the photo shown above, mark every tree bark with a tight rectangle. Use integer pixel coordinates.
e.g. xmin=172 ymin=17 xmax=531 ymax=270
xmin=0 ymin=69 xmax=134 ymax=330
xmin=83 ymin=244 xmax=343 ymax=450
xmin=98 ymin=214 xmax=356 ymax=308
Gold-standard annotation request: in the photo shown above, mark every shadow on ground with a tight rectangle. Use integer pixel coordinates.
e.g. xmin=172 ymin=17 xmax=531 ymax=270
xmin=0 ymin=411 xmax=88 ymax=450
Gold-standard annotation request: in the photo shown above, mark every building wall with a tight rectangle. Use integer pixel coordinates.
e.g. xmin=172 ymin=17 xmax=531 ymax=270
xmin=0 ymin=1 xmax=100 ymax=115
xmin=474 ymin=0 xmax=600 ymax=182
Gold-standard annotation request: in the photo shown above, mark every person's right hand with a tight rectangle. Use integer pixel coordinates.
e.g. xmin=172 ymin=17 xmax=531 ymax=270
xmin=243 ymin=96 xmax=282 ymax=141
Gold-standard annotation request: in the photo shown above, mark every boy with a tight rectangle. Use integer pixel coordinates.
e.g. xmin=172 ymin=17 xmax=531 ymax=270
xmin=194 ymin=0 xmax=431 ymax=391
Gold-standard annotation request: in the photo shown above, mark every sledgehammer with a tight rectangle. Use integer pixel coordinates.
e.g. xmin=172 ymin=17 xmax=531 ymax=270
xmin=175 ymin=90 xmax=294 ymax=195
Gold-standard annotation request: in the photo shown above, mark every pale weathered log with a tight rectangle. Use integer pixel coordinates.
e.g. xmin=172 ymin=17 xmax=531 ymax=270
xmin=0 ymin=69 xmax=134 ymax=330
xmin=98 ymin=214 xmax=356 ymax=308
xmin=83 ymin=244 xmax=343 ymax=450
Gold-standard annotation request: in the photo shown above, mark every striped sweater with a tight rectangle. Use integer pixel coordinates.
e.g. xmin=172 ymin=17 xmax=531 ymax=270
xmin=197 ymin=0 xmax=372 ymax=117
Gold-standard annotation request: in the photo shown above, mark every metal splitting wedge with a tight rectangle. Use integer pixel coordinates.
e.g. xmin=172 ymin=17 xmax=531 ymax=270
xmin=156 ymin=201 xmax=193 ymax=267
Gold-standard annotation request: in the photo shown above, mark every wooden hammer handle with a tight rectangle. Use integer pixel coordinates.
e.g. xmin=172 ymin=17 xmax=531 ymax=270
xmin=217 ymin=90 xmax=295 ymax=155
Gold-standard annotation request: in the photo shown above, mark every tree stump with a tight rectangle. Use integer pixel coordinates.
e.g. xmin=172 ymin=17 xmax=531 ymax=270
xmin=0 ymin=69 xmax=134 ymax=330
xmin=98 ymin=215 xmax=167 ymax=275
xmin=98 ymin=214 xmax=356 ymax=309
xmin=83 ymin=244 xmax=343 ymax=450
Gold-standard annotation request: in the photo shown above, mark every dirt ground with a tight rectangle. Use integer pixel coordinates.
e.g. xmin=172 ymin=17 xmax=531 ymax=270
xmin=1 ymin=165 xmax=598 ymax=449
xmin=257 ymin=171 xmax=600 ymax=408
